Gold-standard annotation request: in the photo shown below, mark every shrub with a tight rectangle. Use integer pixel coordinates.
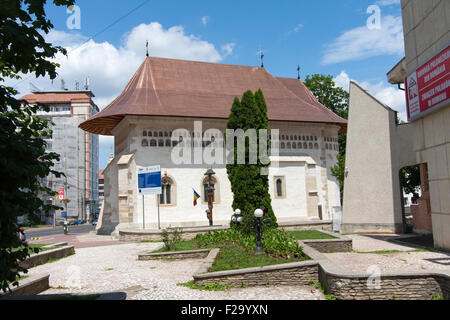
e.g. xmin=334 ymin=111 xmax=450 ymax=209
xmin=161 ymin=227 xmax=182 ymax=251
xmin=194 ymin=229 xmax=255 ymax=251
xmin=261 ymin=228 xmax=303 ymax=258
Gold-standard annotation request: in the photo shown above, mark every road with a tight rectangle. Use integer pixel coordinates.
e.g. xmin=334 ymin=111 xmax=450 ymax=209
xmin=25 ymin=224 xmax=95 ymax=238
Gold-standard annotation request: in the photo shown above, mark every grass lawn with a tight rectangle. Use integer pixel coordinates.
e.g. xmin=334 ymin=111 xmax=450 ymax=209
xmin=22 ymin=225 xmax=52 ymax=230
xmin=208 ymin=244 xmax=307 ymax=272
xmin=288 ymin=230 xmax=337 ymax=240
xmin=11 ymin=243 xmax=54 ymax=253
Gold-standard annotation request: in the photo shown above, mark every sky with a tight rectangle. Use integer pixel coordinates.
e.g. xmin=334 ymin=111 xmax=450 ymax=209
xmin=9 ymin=0 xmax=406 ymax=170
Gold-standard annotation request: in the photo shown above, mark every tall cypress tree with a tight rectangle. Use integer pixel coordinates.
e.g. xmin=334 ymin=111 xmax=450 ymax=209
xmin=226 ymin=89 xmax=277 ymax=234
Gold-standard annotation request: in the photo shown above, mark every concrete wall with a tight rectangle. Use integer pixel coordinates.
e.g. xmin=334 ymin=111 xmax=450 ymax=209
xmin=99 ymin=116 xmax=342 ymax=233
xmin=342 ymin=82 xmax=416 ymax=233
xmin=401 ymin=0 xmax=450 ymax=250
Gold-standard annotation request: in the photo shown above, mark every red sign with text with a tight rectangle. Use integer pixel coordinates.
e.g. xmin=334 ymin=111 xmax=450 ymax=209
xmin=406 ymin=45 xmax=450 ymax=121
xmin=58 ymin=188 xmax=65 ymax=201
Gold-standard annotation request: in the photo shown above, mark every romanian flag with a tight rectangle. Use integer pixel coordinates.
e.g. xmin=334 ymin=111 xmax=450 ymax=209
xmin=193 ymin=189 xmax=200 ymax=206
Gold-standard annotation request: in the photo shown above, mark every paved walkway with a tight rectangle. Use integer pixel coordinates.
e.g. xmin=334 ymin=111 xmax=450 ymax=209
xmin=31 ymin=243 xmax=324 ymax=300
xmin=324 ymin=234 xmax=450 ymax=273
xmin=28 ymin=231 xmax=126 ymax=249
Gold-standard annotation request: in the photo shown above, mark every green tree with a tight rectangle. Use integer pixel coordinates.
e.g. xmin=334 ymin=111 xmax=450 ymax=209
xmin=400 ymin=166 xmax=421 ymax=202
xmin=304 ymin=74 xmax=349 ymax=204
xmin=226 ymin=90 xmax=277 ymax=234
xmin=0 ymin=0 xmax=74 ymax=293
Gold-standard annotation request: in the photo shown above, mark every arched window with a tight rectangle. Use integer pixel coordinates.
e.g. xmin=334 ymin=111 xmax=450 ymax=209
xmin=287 ymin=142 xmax=291 ymax=149
xmin=274 ymin=176 xmax=286 ymax=198
xmin=160 ymin=175 xmax=176 ymax=205
xmin=143 ymin=131 xmax=147 ymax=137
xmin=292 ymin=143 xmax=297 ymax=149
xmin=298 ymin=142 xmax=302 ymax=149
xmin=309 ymin=143 xmax=313 ymax=149
xmin=281 ymin=143 xmax=285 ymax=149
xmin=159 ymin=132 xmax=163 ymax=137
xmin=314 ymin=143 xmax=319 ymax=150
xmin=141 ymin=139 xmax=148 ymax=147
xmin=172 ymin=141 xmax=179 ymax=147
xmin=150 ymin=139 xmax=157 ymax=147
xmin=202 ymin=176 xmax=219 ymax=204
xmin=148 ymin=131 xmax=153 ymax=137
xmin=276 ymin=179 xmax=283 ymax=197
xmin=165 ymin=139 xmax=172 ymax=147
xmin=326 ymin=144 xmax=329 ymax=150
xmin=158 ymin=140 xmax=164 ymax=147
xmin=303 ymin=142 xmax=308 ymax=149
xmin=164 ymin=132 xmax=169 ymax=137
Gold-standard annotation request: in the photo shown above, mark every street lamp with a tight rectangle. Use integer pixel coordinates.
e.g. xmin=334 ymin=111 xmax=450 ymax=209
xmin=204 ymin=168 xmax=216 ymax=226
xmin=231 ymin=209 xmax=242 ymax=230
xmin=254 ymin=209 xmax=264 ymax=254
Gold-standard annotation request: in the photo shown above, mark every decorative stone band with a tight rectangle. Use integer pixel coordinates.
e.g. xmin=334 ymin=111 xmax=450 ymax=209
xmin=298 ymin=230 xmax=353 ymax=253
xmin=19 ymin=246 xmax=75 ymax=269
xmin=119 ymin=221 xmax=333 ymax=242
xmin=193 ymin=261 xmax=319 ymax=287
xmin=138 ymin=249 xmax=212 ymax=261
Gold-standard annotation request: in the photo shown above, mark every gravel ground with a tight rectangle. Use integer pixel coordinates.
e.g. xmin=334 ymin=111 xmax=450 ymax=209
xmin=30 ymin=243 xmax=324 ymax=300
xmin=325 ymin=234 xmax=450 ymax=273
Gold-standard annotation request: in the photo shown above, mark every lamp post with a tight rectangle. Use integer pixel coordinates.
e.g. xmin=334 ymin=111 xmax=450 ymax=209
xmin=254 ymin=209 xmax=264 ymax=254
xmin=204 ymin=168 xmax=216 ymax=226
xmin=231 ymin=209 xmax=242 ymax=230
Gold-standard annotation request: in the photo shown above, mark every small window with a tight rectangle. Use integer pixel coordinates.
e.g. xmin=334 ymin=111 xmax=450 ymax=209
xmin=158 ymin=140 xmax=164 ymax=147
xmin=141 ymin=139 xmax=148 ymax=147
xmin=292 ymin=143 xmax=297 ymax=149
xmin=274 ymin=177 xmax=286 ymax=199
xmin=165 ymin=139 xmax=171 ymax=147
xmin=150 ymin=140 xmax=157 ymax=147
xmin=143 ymin=131 xmax=147 ymax=137
xmin=160 ymin=176 xmax=176 ymax=206
xmin=314 ymin=143 xmax=319 ymax=149
xmin=148 ymin=131 xmax=153 ymax=137
xmin=303 ymin=143 xmax=308 ymax=149
xmin=281 ymin=143 xmax=285 ymax=149
xmin=309 ymin=143 xmax=313 ymax=149
xmin=298 ymin=142 xmax=302 ymax=149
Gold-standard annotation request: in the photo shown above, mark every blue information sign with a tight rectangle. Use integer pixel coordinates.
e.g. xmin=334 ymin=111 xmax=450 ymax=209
xmin=138 ymin=166 xmax=162 ymax=195
xmin=61 ymin=211 xmax=67 ymax=218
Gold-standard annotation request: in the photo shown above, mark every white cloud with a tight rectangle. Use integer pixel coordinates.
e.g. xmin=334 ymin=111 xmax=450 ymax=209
xmin=322 ymin=15 xmax=404 ymax=65
xmin=125 ymin=22 xmax=222 ymax=62
xmin=8 ymin=22 xmax=234 ymax=169
xmin=333 ymin=71 xmax=407 ymax=121
xmin=221 ymin=43 xmax=235 ymax=57
xmin=375 ymin=0 xmax=400 ymax=6
xmin=201 ymin=16 xmax=210 ymax=26
xmin=333 ymin=71 xmax=351 ymax=92
xmin=11 ymin=22 xmax=229 ymax=109
xmin=293 ymin=24 xmax=304 ymax=32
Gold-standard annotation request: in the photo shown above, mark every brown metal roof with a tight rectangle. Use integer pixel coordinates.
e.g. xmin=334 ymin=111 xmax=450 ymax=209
xmin=79 ymin=56 xmax=347 ymax=135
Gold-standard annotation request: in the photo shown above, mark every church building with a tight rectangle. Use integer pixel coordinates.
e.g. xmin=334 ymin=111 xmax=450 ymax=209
xmin=79 ymin=56 xmax=347 ymax=234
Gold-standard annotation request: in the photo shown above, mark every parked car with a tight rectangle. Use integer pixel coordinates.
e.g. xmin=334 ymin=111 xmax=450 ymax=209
xmin=92 ymin=220 xmax=98 ymax=226
xmin=68 ymin=220 xmax=78 ymax=225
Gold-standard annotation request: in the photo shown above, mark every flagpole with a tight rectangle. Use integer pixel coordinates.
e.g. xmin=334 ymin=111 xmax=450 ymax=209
xmin=157 ymin=194 xmax=160 ymax=230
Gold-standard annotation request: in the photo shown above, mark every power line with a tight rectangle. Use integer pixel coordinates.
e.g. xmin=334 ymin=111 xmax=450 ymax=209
xmin=13 ymin=0 xmax=152 ymax=88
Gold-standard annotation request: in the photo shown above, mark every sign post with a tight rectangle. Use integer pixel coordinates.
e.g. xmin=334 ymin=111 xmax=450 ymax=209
xmin=138 ymin=166 xmax=162 ymax=230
